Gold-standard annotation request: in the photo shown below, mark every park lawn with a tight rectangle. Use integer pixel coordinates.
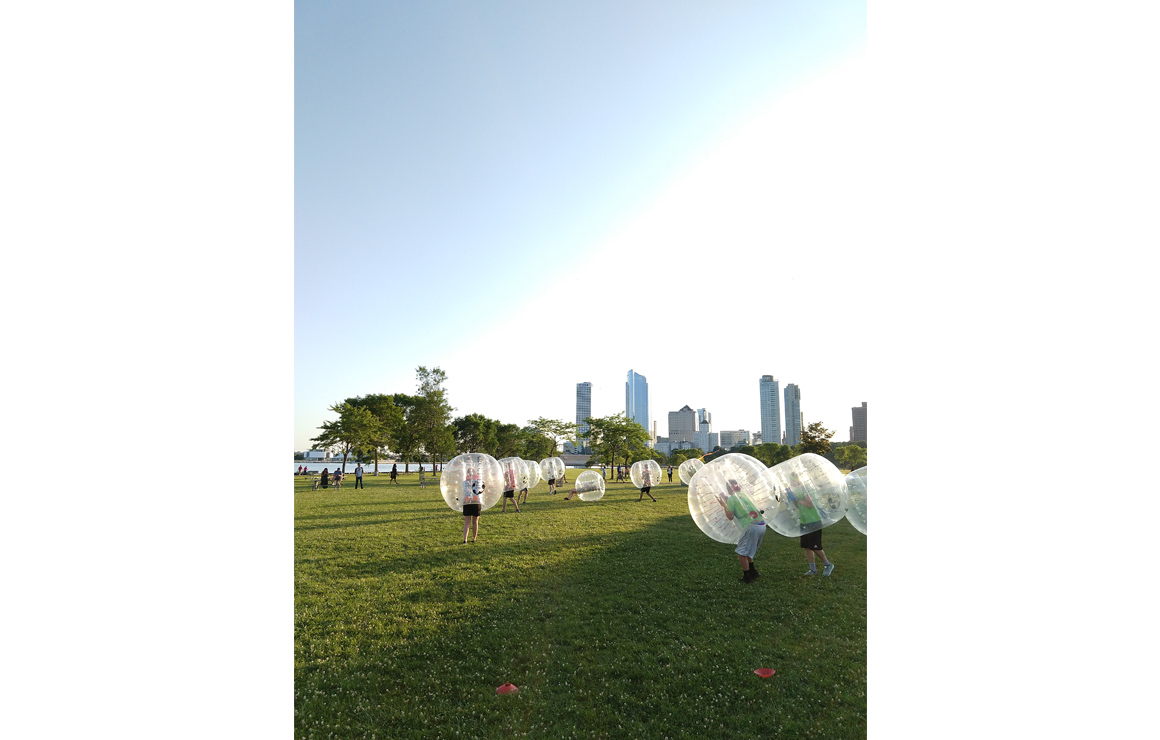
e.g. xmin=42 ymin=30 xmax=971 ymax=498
xmin=295 ymin=470 xmax=866 ymax=740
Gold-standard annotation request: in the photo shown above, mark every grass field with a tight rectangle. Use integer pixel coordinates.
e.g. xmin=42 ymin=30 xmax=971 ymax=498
xmin=295 ymin=469 xmax=866 ymax=739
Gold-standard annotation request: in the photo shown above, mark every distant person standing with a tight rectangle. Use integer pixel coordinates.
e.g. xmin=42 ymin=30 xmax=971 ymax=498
xmin=320 ymin=468 xmax=330 ymax=489
xmin=601 ymin=464 xmax=606 ymax=479
xmin=354 ymin=463 xmax=364 ymax=489
xmin=667 ymin=465 xmax=673 ymax=482
xmin=390 ymin=463 xmax=398 ymax=485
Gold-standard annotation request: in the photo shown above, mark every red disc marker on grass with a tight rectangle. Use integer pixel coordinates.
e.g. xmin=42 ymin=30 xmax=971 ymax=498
xmin=496 ymin=683 xmax=519 ymax=695
xmin=753 ymin=668 xmax=776 ymax=678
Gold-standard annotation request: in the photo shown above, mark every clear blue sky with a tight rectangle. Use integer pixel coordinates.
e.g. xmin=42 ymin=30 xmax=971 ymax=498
xmin=296 ymin=1 xmax=867 ymax=451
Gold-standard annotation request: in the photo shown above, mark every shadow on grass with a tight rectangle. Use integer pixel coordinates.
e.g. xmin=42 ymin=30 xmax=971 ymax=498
xmin=295 ymin=490 xmax=867 ymax=740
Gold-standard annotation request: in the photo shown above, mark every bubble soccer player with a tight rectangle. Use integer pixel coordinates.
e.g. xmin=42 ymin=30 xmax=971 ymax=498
xmin=715 ymin=478 xmax=767 ymax=583
xmin=461 ymin=471 xmax=484 ymax=544
xmin=500 ymin=460 xmax=521 ymax=514
xmin=637 ymin=464 xmax=657 ymax=502
xmin=787 ymin=486 xmax=834 ymax=576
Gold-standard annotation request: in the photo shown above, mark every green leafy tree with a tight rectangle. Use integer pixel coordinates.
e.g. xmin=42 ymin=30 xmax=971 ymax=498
xmin=412 ymin=366 xmax=455 ymax=469
xmin=311 ymin=402 xmax=380 ymax=473
xmin=494 ymin=423 xmax=526 ymax=459
xmin=347 ymin=393 xmax=404 ymax=475
xmin=585 ymin=414 xmax=652 ymax=468
xmin=391 ymin=394 xmax=421 ymax=472
xmin=735 ymin=444 xmax=757 ymax=457
xmin=754 ymin=442 xmax=796 ymax=468
xmin=521 ymin=427 xmax=555 ymax=461
xmin=835 ymin=445 xmax=867 ymax=471
xmin=453 ymin=413 xmax=498 ymax=455
xmin=799 ymin=421 xmax=836 ymax=456
xmin=527 ymin=417 xmax=579 ymax=457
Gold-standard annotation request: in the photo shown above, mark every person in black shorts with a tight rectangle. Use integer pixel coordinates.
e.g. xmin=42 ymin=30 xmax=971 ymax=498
xmin=637 ymin=466 xmax=657 ymax=502
xmin=547 ymin=476 xmax=557 ymax=495
xmin=788 ymin=489 xmax=834 ymax=575
xmin=667 ymin=465 xmax=673 ymax=482
xmin=461 ymin=474 xmax=483 ymax=544
xmin=501 ymin=464 xmax=521 ymax=513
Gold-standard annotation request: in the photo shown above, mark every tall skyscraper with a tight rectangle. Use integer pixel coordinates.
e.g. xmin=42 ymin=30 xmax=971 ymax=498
xmin=783 ymin=384 xmax=802 ymax=447
xmin=625 ymin=369 xmax=649 ymax=430
xmin=576 ymin=382 xmax=592 ymax=451
xmin=759 ymin=375 xmax=781 ymax=450
xmin=850 ymin=402 xmax=867 ymax=442
xmin=668 ymin=405 xmax=696 ymax=444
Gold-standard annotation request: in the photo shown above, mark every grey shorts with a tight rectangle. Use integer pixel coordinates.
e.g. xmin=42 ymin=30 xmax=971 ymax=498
xmin=735 ymin=522 xmax=766 ymax=558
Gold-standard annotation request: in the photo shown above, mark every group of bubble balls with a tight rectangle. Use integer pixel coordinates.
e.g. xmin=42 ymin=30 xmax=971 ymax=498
xmin=438 ymin=451 xmax=867 ymax=544
xmin=687 ymin=453 xmax=867 ymax=544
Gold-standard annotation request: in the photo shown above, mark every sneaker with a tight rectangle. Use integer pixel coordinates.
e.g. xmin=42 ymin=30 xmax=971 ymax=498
xmin=823 ymin=563 xmax=835 ymax=576
xmin=804 ymin=568 xmax=816 ymax=575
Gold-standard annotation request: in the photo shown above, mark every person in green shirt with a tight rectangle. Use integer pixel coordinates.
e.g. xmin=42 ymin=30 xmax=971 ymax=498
xmin=717 ymin=479 xmax=766 ymax=583
xmin=786 ymin=488 xmax=834 ymax=575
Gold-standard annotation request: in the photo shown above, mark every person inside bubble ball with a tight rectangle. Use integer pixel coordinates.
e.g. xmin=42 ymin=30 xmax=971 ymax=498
xmin=637 ymin=465 xmax=657 ymax=502
xmin=500 ymin=463 xmax=521 ymax=513
xmin=460 ymin=470 xmax=483 ymax=544
xmin=717 ymin=478 xmax=766 ymax=583
xmin=785 ymin=487 xmax=834 ymax=576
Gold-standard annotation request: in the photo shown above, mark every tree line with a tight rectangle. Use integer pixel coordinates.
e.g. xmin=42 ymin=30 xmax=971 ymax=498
xmin=306 ymin=366 xmax=867 ymax=473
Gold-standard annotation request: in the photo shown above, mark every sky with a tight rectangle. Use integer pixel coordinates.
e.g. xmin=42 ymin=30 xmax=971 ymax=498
xmin=295 ymin=0 xmax=869 ymax=452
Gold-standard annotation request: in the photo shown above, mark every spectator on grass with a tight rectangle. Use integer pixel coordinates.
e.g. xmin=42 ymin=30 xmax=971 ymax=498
xmin=320 ymin=468 xmax=330 ymax=489
xmin=355 ymin=463 xmax=364 ymax=489
xmin=390 ymin=463 xmax=398 ymax=484
xmin=717 ymin=478 xmax=766 ymax=583
xmin=667 ymin=465 xmax=673 ymax=482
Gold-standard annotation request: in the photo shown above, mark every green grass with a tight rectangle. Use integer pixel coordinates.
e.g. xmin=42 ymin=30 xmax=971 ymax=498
xmin=295 ymin=470 xmax=866 ymax=739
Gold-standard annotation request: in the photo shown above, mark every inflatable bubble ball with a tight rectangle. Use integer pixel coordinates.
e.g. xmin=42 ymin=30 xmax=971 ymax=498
xmin=687 ymin=453 xmax=781 ymax=544
xmin=678 ymin=458 xmax=704 ymax=485
xmin=844 ymin=466 xmax=867 ymax=535
xmin=629 ymin=459 xmax=662 ymax=489
xmin=762 ymin=453 xmax=848 ymax=538
xmin=498 ymin=457 xmax=530 ymax=492
xmin=539 ymin=457 xmax=565 ymax=483
xmin=523 ymin=459 xmax=542 ymax=489
xmin=571 ymin=470 xmax=606 ymax=502
xmin=440 ymin=453 xmax=503 ymax=513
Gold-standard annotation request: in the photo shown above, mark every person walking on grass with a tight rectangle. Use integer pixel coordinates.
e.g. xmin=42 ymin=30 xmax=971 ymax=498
xmin=717 ymin=478 xmax=766 ymax=583
xmin=500 ymin=463 xmax=521 ymax=513
xmin=390 ymin=463 xmax=398 ymax=485
xmin=354 ymin=463 xmax=364 ymax=489
xmin=460 ymin=472 xmax=483 ymax=544
xmin=638 ymin=466 xmax=657 ymax=502
xmin=787 ymin=489 xmax=835 ymax=576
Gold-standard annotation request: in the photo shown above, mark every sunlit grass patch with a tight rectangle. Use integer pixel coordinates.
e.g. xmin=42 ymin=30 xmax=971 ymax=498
xmin=295 ymin=469 xmax=866 ymax=739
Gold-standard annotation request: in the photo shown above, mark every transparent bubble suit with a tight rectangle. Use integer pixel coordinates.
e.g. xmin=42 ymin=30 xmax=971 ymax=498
xmin=687 ymin=454 xmax=781 ymax=544
xmin=572 ymin=470 xmax=606 ymax=501
xmin=762 ymin=453 xmax=849 ymax=537
xmin=678 ymin=458 xmax=704 ymax=485
xmin=523 ymin=459 xmax=542 ymax=489
xmin=539 ymin=457 xmax=565 ymax=482
xmin=440 ymin=453 xmax=503 ymax=512
xmin=844 ymin=466 xmax=867 ymax=535
xmin=498 ymin=457 xmax=530 ymax=492
xmin=630 ymin=459 xmax=662 ymax=489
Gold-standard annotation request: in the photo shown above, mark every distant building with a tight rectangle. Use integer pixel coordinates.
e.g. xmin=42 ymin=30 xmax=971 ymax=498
xmin=719 ymin=430 xmax=752 ymax=449
xmin=626 ymin=369 xmax=649 ymax=430
xmin=697 ymin=408 xmax=712 ymax=428
xmin=784 ymin=384 xmax=802 ymax=447
xmin=759 ymin=375 xmax=781 ymax=452
xmin=668 ymin=405 xmax=697 ymax=445
xmin=576 ymin=382 xmax=592 ymax=452
xmin=305 ymin=450 xmax=326 ymax=460
xmin=851 ymin=402 xmax=867 ymax=442
xmin=752 ymin=432 xmax=762 ymax=446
